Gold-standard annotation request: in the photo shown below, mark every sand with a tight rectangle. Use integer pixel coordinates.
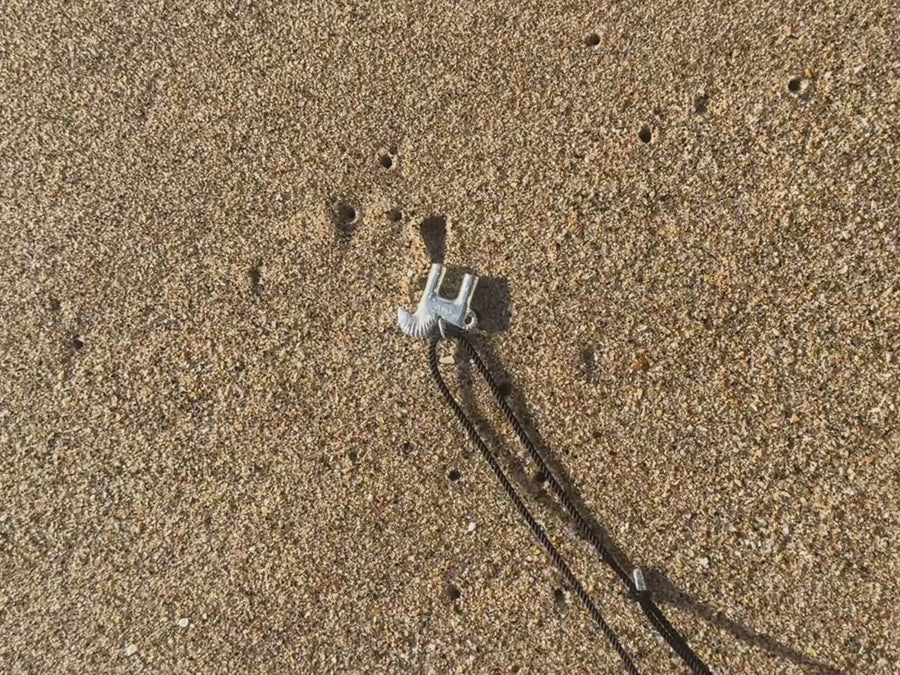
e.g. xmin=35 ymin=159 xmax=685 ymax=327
xmin=1 ymin=1 xmax=898 ymax=673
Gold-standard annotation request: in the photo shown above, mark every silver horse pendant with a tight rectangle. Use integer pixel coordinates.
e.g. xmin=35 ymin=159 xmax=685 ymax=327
xmin=397 ymin=263 xmax=479 ymax=338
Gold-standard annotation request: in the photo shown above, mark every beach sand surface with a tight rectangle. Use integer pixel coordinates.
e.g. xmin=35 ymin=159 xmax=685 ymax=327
xmin=1 ymin=1 xmax=898 ymax=673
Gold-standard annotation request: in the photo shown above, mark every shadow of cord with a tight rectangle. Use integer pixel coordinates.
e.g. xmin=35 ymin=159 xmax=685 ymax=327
xmin=446 ymin=334 xmax=846 ymax=675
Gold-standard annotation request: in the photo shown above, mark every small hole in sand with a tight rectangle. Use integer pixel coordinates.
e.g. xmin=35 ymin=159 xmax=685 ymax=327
xmin=387 ymin=208 xmax=402 ymax=222
xmin=334 ymin=201 xmax=359 ymax=238
xmin=497 ymin=381 xmax=512 ymax=398
xmin=553 ymin=588 xmax=566 ymax=604
xmin=534 ymin=469 xmax=548 ymax=484
xmin=420 ymin=215 xmax=447 ymax=263
xmin=585 ymin=33 xmax=600 ymax=47
xmin=446 ymin=584 xmax=462 ymax=601
xmin=694 ymin=95 xmax=708 ymax=114
xmin=448 ymin=469 xmax=461 ymax=481
xmin=787 ymin=78 xmax=802 ymax=93
xmin=49 ymin=297 xmax=61 ymax=312
xmin=249 ymin=264 xmax=263 ymax=296
xmin=72 ymin=336 xmax=84 ymax=350
xmin=638 ymin=125 xmax=652 ymax=143
xmin=379 ymin=154 xmax=394 ymax=169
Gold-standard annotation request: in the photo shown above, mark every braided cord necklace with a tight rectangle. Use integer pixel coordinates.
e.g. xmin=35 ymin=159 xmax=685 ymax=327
xmin=400 ymin=265 xmax=712 ymax=674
